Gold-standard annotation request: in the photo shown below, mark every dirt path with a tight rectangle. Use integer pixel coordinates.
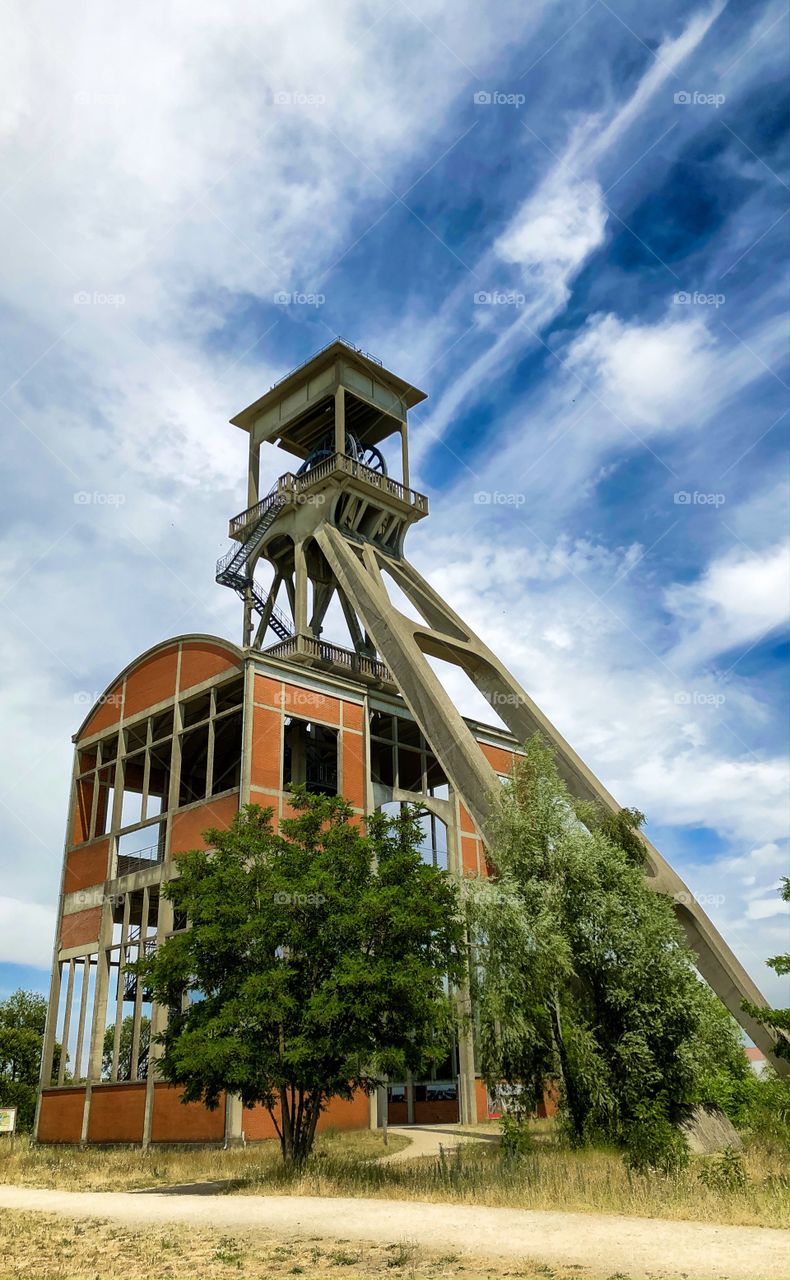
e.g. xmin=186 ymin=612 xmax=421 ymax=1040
xmin=0 ymin=1184 xmax=785 ymax=1279
xmin=377 ymin=1123 xmax=497 ymax=1163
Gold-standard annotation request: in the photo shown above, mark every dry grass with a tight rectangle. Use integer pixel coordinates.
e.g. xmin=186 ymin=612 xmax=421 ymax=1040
xmin=233 ymin=1135 xmax=787 ymax=1228
xmin=0 ymin=1209 xmax=593 ymax=1280
xmin=0 ymin=1128 xmax=407 ymax=1193
xmin=1 ymin=1119 xmax=786 ymax=1230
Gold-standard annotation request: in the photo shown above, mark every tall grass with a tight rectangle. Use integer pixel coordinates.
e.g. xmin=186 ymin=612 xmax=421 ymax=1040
xmin=0 ymin=1127 xmax=402 ymax=1192
xmin=236 ymin=1136 xmax=787 ymax=1228
xmin=1 ymin=1123 xmax=785 ymax=1229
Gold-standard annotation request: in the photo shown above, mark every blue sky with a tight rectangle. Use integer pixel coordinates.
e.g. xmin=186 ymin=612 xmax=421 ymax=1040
xmin=0 ymin=0 xmax=787 ymax=1009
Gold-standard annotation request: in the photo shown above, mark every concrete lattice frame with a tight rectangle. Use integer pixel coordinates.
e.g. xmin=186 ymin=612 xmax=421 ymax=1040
xmin=311 ymin=523 xmax=787 ymax=1074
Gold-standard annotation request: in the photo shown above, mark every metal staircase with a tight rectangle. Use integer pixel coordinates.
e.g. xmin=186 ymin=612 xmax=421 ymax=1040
xmin=215 ymin=490 xmax=294 ymax=638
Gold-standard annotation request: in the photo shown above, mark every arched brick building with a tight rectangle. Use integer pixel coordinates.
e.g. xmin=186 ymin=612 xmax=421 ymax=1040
xmin=37 ymin=632 xmax=521 ymax=1144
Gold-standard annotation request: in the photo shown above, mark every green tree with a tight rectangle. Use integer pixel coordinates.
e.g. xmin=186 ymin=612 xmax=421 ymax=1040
xmin=134 ymin=789 xmax=466 ymax=1164
xmin=102 ymin=1014 xmax=151 ymax=1080
xmin=468 ymin=736 xmax=748 ymax=1171
xmin=0 ymin=989 xmax=55 ymax=1130
xmin=740 ymin=878 xmax=790 ymax=1060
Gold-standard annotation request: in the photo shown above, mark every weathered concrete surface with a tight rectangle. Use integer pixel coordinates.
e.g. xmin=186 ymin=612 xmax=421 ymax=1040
xmin=681 ymin=1104 xmax=744 ymax=1155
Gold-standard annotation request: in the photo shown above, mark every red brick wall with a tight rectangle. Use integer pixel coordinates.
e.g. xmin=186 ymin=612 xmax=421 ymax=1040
xmin=242 ymin=1090 xmax=370 ymax=1142
xmin=60 ymin=906 xmax=101 ymax=949
xmin=250 ymin=704 xmax=282 ymax=792
xmin=81 ymin=688 xmax=123 ymax=738
xmin=170 ymin=793 xmax=239 ymax=855
xmin=37 ymin=1088 xmax=85 ymax=1143
xmin=387 ymin=1098 xmax=459 ymax=1125
xmin=64 ymin=840 xmax=110 ymax=893
xmin=179 ymin=642 xmax=241 ymax=694
xmin=124 ymin=646 xmax=179 ymax=718
xmin=150 ymin=1084 xmax=226 ymax=1143
xmin=87 ymin=1083 xmax=146 ymax=1143
xmin=475 ymin=1077 xmax=490 ymax=1120
xmin=341 ymin=732 xmax=366 ymax=809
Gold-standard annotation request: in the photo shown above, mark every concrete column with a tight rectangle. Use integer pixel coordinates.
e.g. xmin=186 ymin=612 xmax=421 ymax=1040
xmin=143 ymin=893 xmax=174 ymax=1148
xmin=225 ymin=1092 xmax=245 ymax=1146
xmin=400 ymin=423 xmax=410 ymax=490
xmin=334 ymin=386 xmax=346 ymax=457
xmin=294 ymin=541 xmax=309 ymax=635
xmin=247 ymin=438 xmax=261 ymax=508
xmin=34 ymin=958 xmax=62 ymax=1139
xmin=457 ymin=1010 xmax=477 ymax=1125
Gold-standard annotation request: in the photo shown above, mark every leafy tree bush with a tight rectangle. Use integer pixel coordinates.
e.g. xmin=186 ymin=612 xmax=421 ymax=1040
xmin=698 ymin=1146 xmax=748 ymax=1192
xmin=499 ymin=1111 xmax=532 ymax=1158
xmin=102 ymin=1014 xmax=150 ymax=1080
xmin=468 ymin=735 xmax=752 ymax=1172
xmin=0 ymin=990 xmax=52 ymax=1130
xmin=135 ymin=789 xmax=466 ymax=1164
xmin=740 ymin=878 xmax=790 ymax=1060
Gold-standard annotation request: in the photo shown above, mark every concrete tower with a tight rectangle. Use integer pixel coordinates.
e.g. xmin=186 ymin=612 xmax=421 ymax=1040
xmin=37 ymin=339 xmax=784 ymax=1149
xmin=218 ymin=338 xmax=784 ymax=1070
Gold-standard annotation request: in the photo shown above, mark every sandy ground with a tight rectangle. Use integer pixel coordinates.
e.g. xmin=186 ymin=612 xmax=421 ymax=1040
xmin=0 ymin=1184 xmax=786 ymax=1280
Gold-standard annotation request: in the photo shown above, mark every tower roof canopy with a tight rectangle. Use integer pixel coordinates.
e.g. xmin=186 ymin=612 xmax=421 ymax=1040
xmin=230 ymin=338 xmax=427 ymax=458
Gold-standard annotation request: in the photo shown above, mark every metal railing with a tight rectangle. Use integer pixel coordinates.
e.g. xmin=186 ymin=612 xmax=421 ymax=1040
xmin=266 ymin=337 xmax=383 ymax=394
xmin=227 ymin=456 xmax=428 ymax=538
xmin=292 ymin=454 xmax=427 ymax=510
xmin=115 ymin=839 xmax=165 ymax=878
xmin=263 ymin=634 xmax=392 ymax=683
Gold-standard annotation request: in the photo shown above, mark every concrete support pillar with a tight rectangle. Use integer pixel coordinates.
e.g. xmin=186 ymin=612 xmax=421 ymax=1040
xmin=247 ymin=438 xmax=261 ymax=508
xmin=225 ymin=1092 xmax=245 ymax=1146
xmin=334 ymin=386 xmax=346 ymax=457
xmin=143 ymin=894 xmax=174 ymax=1148
xmin=400 ymin=423 xmax=410 ymax=490
xmin=294 ymin=541 xmax=309 ymax=635
xmin=456 ymin=1009 xmax=477 ymax=1125
xmin=34 ymin=958 xmax=62 ymax=1140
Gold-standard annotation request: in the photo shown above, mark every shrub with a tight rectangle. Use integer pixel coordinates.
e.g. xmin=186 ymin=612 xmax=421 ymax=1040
xmin=623 ymin=1104 xmax=689 ymax=1176
xmin=500 ymin=1112 xmax=532 ymax=1158
xmin=698 ymin=1147 xmax=748 ymax=1193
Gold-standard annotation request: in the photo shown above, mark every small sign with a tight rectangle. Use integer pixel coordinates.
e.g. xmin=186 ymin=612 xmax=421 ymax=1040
xmin=0 ymin=1108 xmax=17 ymax=1134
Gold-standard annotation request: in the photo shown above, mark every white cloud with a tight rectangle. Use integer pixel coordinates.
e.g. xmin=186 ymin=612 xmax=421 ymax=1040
xmin=495 ymin=177 xmax=608 ymax=288
xmin=0 ymin=897 xmax=55 ymax=969
xmin=410 ymin=3 xmax=723 ymax=464
xmin=666 ymin=542 xmax=789 ymax=669
xmin=564 ymin=312 xmax=717 ymax=429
